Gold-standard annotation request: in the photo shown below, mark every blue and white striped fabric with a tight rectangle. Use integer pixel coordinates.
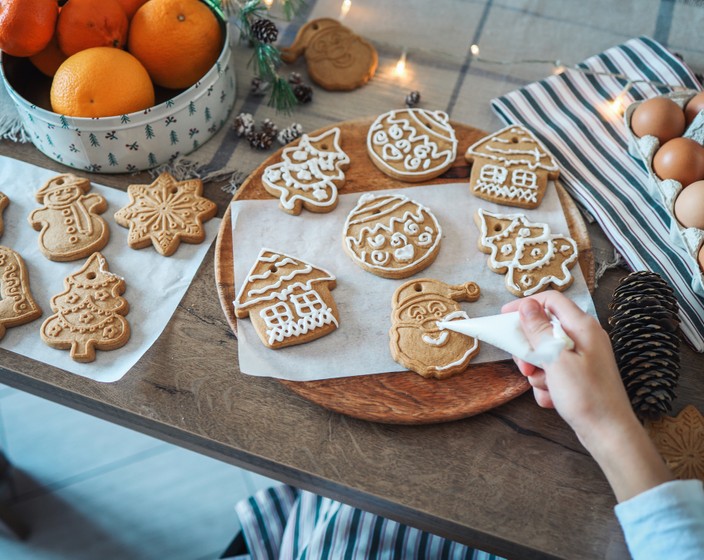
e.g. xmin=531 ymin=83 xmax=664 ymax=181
xmin=491 ymin=36 xmax=704 ymax=351
xmin=234 ymin=485 xmax=503 ymax=560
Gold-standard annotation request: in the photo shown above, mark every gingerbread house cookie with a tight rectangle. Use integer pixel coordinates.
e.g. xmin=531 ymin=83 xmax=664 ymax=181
xmin=262 ymin=127 xmax=350 ymax=215
xmin=342 ymin=193 xmax=442 ymax=279
xmin=367 ymin=109 xmax=457 ymax=183
xmin=475 ymin=209 xmax=578 ymax=297
xmin=234 ymin=249 xmax=339 ymax=349
xmin=389 ymin=278 xmax=481 ymax=379
xmin=465 ymin=125 xmax=559 ymax=209
xmin=0 ymin=246 xmax=42 ymax=340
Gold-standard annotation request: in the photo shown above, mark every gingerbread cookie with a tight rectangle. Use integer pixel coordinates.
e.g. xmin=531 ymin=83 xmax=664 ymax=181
xmin=40 ymin=252 xmax=130 ymax=363
xmin=475 ymin=209 xmax=578 ymax=297
xmin=465 ymin=125 xmax=559 ymax=209
xmin=0 ymin=246 xmax=42 ymax=340
xmin=234 ymin=249 xmax=339 ymax=349
xmin=28 ymin=174 xmax=109 ymax=262
xmin=262 ymin=127 xmax=350 ymax=215
xmin=0 ymin=192 xmax=8 ymax=238
xmin=342 ymin=193 xmax=442 ymax=279
xmin=281 ymin=18 xmax=378 ymax=91
xmin=389 ymin=278 xmax=481 ymax=379
xmin=645 ymin=405 xmax=704 ymax=481
xmin=367 ymin=109 xmax=457 ymax=182
xmin=114 ymin=172 xmax=217 ymax=256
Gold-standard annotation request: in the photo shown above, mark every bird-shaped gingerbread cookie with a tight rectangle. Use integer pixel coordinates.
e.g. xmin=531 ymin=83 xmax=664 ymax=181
xmin=281 ymin=18 xmax=378 ymax=91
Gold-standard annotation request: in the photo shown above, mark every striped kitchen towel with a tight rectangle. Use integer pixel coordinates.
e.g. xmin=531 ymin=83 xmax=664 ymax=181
xmin=491 ymin=36 xmax=704 ymax=352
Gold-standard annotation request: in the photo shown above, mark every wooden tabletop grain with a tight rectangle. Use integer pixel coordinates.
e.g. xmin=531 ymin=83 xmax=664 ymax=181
xmin=1 ymin=135 xmax=703 ymax=560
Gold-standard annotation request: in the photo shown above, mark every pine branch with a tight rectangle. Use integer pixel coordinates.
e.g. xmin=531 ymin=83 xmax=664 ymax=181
xmin=282 ymin=0 xmax=306 ymax=20
xmin=267 ymin=77 xmax=299 ymax=114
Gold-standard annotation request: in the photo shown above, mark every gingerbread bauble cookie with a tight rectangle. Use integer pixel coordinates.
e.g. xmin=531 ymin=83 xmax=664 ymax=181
xmin=28 ymin=174 xmax=109 ymax=262
xmin=343 ymin=193 xmax=442 ymax=279
xmin=465 ymin=125 xmax=559 ymax=209
xmin=367 ymin=109 xmax=457 ymax=182
xmin=0 ymin=246 xmax=42 ymax=340
xmin=234 ymin=249 xmax=339 ymax=349
xmin=281 ymin=18 xmax=378 ymax=91
xmin=389 ymin=278 xmax=481 ymax=379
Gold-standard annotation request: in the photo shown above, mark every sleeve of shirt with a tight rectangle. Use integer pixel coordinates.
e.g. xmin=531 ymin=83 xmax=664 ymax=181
xmin=615 ymin=479 xmax=704 ymax=560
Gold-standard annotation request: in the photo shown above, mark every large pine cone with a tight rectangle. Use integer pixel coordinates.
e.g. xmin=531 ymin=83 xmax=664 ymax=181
xmin=608 ymin=271 xmax=681 ymax=420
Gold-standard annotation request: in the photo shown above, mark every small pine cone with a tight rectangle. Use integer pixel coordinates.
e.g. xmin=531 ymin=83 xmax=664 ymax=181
xmin=608 ymin=271 xmax=681 ymax=420
xmin=233 ymin=112 xmax=255 ymax=137
xmin=251 ymin=18 xmax=279 ymax=44
xmin=405 ymin=90 xmax=421 ymax=108
xmin=277 ymin=123 xmax=303 ymax=145
xmin=261 ymin=118 xmax=278 ymax=138
xmin=250 ymin=76 xmax=269 ymax=97
xmin=247 ymin=130 xmax=275 ymax=150
xmin=288 ymin=72 xmax=303 ymax=85
xmin=293 ymin=84 xmax=313 ymax=104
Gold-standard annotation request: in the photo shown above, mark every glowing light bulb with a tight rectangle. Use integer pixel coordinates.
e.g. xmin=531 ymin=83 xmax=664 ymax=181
xmin=470 ymin=44 xmax=480 ymax=56
xmin=553 ymin=65 xmax=566 ymax=75
xmin=263 ymin=0 xmax=273 ymax=7
xmin=608 ymin=95 xmax=625 ymax=115
xmin=393 ymin=51 xmax=407 ymax=77
xmin=339 ymin=0 xmax=351 ymax=19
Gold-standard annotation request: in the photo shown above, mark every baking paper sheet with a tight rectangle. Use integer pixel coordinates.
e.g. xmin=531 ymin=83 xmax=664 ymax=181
xmin=231 ymin=181 xmax=595 ymax=381
xmin=0 ymin=156 xmax=220 ymax=383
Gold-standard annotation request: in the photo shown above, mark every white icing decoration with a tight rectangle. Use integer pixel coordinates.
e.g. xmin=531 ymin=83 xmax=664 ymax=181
xmin=394 ymin=244 xmax=415 ymax=262
xmin=261 ymin=127 xmax=350 ymax=213
xmin=422 ymin=330 xmax=448 ymax=346
xmin=465 ymin=125 xmax=559 ymax=172
xmin=343 ymin=193 xmax=442 ymax=275
xmin=366 ymin=108 xmax=457 ymax=178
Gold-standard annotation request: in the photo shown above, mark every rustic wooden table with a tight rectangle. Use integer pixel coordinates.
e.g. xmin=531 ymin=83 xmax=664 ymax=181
xmin=1 ymin=138 xmax=703 ymax=560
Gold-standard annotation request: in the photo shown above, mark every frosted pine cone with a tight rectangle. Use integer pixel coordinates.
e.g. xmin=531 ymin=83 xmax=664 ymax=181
xmin=233 ymin=113 xmax=255 ymax=137
xmin=405 ymin=90 xmax=421 ymax=108
xmin=293 ymin=84 xmax=313 ymax=104
xmin=251 ymin=18 xmax=279 ymax=44
xmin=277 ymin=123 xmax=303 ymax=145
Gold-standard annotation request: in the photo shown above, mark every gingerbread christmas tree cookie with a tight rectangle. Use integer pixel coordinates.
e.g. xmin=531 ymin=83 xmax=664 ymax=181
xmin=465 ymin=125 xmax=559 ymax=209
xmin=28 ymin=174 xmax=109 ymax=262
xmin=262 ymin=127 xmax=350 ymax=215
xmin=41 ymin=252 xmax=130 ymax=363
xmin=114 ymin=172 xmax=217 ymax=256
xmin=389 ymin=278 xmax=481 ymax=379
xmin=0 ymin=246 xmax=42 ymax=340
xmin=234 ymin=249 xmax=339 ymax=349
xmin=0 ymin=192 xmax=8 ymax=238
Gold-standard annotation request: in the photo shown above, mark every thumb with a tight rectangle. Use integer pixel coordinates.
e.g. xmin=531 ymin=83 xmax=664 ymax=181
xmin=518 ymin=298 xmax=554 ymax=349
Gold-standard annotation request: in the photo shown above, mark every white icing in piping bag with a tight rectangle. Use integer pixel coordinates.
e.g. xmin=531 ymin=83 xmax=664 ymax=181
xmin=436 ymin=311 xmax=574 ymax=367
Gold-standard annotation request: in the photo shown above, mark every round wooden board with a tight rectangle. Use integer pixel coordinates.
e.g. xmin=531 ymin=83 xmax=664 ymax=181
xmin=215 ymin=118 xmax=595 ymax=424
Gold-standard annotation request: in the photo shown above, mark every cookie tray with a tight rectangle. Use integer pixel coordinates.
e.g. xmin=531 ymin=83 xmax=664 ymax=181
xmin=624 ymin=90 xmax=704 ymax=296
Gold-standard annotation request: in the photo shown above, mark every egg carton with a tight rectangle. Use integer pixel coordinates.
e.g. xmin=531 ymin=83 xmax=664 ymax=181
xmin=624 ymin=90 xmax=704 ymax=296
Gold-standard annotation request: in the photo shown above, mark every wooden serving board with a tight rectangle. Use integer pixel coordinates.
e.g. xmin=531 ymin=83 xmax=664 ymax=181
xmin=214 ymin=118 xmax=594 ymax=424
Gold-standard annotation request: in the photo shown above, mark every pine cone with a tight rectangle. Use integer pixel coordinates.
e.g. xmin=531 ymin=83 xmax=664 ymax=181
xmin=293 ymin=84 xmax=313 ymax=104
xmin=405 ymin=90 xmax=421 ymax=108
xmin=233 ymin=113 xmax=255 ymax=137
xmin=277 ymin=123 xmax=303 ymax=145
xmin=251 ymin=18 xmax=279 ymax=44
xmin=247 ymin=130 xmax=275 ymax=150
xmin=608 ymin=271 xmax=681 ymax=420
xmin=261 ymin=118 xmax=278 ymax=139
xmin=288 ymin=72 xmax=303 ymax=85
xmin=250 ymin=76 xmax=269 ymax=97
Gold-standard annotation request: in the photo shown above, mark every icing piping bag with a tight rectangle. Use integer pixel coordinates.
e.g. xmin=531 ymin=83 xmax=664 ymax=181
xmin=436 ymin=311 xmax=574 ymax=367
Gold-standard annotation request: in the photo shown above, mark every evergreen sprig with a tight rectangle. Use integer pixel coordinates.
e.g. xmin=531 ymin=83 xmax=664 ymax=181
xmin=282 ymin=0 xmax=306 ymax=20
xmin=267 ymin=77 xmax=299 ymax=113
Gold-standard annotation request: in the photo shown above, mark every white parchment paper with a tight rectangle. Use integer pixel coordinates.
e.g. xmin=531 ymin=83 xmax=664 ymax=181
xmin=0 ymin=156 xmax=220 ymax=383
xmin=231 ymin=181 xmax=595 ymax=381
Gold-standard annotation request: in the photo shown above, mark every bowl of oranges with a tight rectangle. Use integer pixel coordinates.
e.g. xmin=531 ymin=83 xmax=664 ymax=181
xmin=0 ymin=0 xmax=236 ymax=173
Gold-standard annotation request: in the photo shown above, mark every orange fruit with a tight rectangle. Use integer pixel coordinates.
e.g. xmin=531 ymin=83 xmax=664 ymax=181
xmin=128 ymin=0 xmax=222 ymax=90
xmin=56 ymin=0 xmax=128 ymax=57
xmin=114 ymin=0 xmax=149 ymax=19
xmin=50 ymin=46 xmax=155 ymax=118
xmin=0 ymin=0 xmax=58 ymax=57
xmin=30 ymin=34 xmax=67 ymax=77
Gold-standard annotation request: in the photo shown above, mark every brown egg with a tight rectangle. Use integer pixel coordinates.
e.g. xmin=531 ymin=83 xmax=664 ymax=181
xmin=653 ymin=137 xmax=704 ymax=185
xmin=674 ymin=180 xmax=704 ymax=229
xmin=631 ymin=97 xmax=686 ymax=143
xmin=685 ymin=92 xmax=704 ymax=125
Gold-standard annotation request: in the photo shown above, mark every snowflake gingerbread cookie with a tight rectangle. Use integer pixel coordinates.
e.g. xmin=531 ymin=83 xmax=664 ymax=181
xmin=234 ymin=249 xmax=339 ymax=349
xmin=465 ymin=125 xmax=559 ymax=209
xmin=261 ymin=127 xmax=350 ymax=215
xmin=0 ymin=246 xmax=42 ymax=340
xmin=114 ymin=172 xmax=217 ymax=256
xmin=342 ymin=193 xmax=442 ymax=279
xmin=475 ymin=208 xmax=578 ymax=297
xmin=367 ymin=108 xmax=457 ymax=182
xmin=389 ymin=278 xmax=481 ymax=379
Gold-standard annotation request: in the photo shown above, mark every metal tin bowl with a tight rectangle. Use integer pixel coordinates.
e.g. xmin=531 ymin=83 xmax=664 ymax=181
xmin=0 ymin=10 xmax=236 ymax=174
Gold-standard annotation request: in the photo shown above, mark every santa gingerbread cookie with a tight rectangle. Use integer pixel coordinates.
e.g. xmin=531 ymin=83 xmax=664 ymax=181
xmin=234 ymin=249 xmax=339 ymax=349
xmin=0 ymin=246 xmax=42 ymax=340
xmin=475 ymin=209 xmax=578 ymax=297
xmin=367 ymin=108 xmax=457 ymax=182
xmin=389 ymin=278 xmax=481 ymax=379
xmin=28 ymin=174 xmax=109 ymax=262
xmin=465 ymin=125 xmax=559 ymax=209
xmin=342 ymin=193 xmax=442 ymax=279
xmin=262 ymin=127 xmax=350 ymax=215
